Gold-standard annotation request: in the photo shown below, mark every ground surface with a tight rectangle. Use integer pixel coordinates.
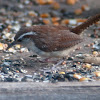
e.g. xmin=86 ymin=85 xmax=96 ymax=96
xmin=0 ymin=0 xmax=99 ymax=73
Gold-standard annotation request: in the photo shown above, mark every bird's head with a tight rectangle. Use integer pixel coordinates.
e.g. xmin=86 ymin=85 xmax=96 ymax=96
xmin=6 ymin=27 xmax=36 ymax=50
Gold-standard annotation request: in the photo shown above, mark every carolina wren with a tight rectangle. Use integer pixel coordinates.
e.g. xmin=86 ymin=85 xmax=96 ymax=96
xmin=7 ymin=14 xmax=100 ymax=58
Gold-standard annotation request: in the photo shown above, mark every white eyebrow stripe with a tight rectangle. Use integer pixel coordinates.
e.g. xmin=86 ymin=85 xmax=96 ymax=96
xmin=18 ymin=31 xmax=37 ymax=40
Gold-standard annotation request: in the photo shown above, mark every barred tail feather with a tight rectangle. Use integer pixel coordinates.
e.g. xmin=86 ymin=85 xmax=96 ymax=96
xmin=71 ymin=13 xmax=100 ymax=35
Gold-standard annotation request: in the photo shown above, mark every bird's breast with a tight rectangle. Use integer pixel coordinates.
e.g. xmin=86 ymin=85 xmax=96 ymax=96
xmin=22 ymin=39 xmax=79 ymax=57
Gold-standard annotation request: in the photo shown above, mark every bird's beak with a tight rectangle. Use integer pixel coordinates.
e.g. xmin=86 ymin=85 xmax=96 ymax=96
xmin=6 ymin=41 xmax=16 ymax=50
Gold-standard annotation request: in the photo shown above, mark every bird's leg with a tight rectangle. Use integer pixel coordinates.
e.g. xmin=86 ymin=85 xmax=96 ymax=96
xmin=39 ymin=57 xmax=52 ymax=63
xmin=29 ymin=56 xmax=49 ymax=62
xmin=51 ymin=57 xmax=67 ymax=71
xmin=29 ymin=54 xmax=56 ymax=63
xmin=39 ymin=57 xmax=60 ymax=63
xmin=29 ymin=51 xmax=52 ymax=63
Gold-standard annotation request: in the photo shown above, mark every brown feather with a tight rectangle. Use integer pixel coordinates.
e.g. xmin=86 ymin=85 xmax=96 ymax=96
xmin=71 ymin=13 xmax=100 ymax=35
xmin=15 ymin=25 xmax=83 ymax=52
xmin=14 ymin=25 xmax=69 ymax=40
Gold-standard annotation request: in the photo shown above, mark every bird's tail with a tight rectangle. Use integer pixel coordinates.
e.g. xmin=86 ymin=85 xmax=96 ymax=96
xmin=71 ymin=13 xmax=100 ymax=35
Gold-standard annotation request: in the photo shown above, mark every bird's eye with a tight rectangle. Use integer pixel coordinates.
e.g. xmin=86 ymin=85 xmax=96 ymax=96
xmin=17 ymin=39 xmax=22 ymax=42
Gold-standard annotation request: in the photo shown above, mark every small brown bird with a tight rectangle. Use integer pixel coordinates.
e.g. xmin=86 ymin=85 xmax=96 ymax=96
xmin=7 ymin=14 xmax=100 ymax=61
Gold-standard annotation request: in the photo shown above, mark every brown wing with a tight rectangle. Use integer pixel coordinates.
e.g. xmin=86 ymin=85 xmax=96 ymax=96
xmin=33 ymin=29 xmax=83 ymax=52
xmin=15 ymin=25 xmax=83 ymax=52
xmin=14 ymin=25 xmax=69 ymax=41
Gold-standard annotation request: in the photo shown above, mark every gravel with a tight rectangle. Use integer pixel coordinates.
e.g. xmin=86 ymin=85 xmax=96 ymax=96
xmin=0 ymin=0 xmax=100 ymax=82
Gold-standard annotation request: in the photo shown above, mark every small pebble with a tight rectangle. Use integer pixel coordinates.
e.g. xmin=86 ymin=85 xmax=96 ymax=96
xmin=73 ymin=73 xmax=82 ymax=79
xmin=69 ymin=19 xmax=77 ymax=25
xmin=94 ymin=71 xmax=100 ymax=77
xmin=8 ymin=48 xmax=16 ymax=53
xmin=0 ymin=43 xmax=3 ymax=50
xmin=59 ymin=72 xmax=65 ymax=74
xmin=74 ymin=9 xmax=83 ymax=15
xmin=92 ymin=51 xmax=98 ymax=55
xmin=79 ymin=77 xmax=89 ymax=82
xmin=82 ymin=64 xmax=92 ymax=69
xmin=81 ymin=4 xmax=90 ymax=11
xmin=66 ymin=0 xmax=77 ymax=5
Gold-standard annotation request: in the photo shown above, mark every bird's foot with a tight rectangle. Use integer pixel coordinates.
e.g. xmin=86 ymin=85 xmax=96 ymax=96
xmin=39 ymin=58 xmax=57 ymax=63
xmin=51 ymin=59 xmax=66 ymax=71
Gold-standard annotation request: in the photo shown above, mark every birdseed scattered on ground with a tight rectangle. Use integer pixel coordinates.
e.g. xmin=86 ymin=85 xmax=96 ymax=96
xmin=0 ymin=0 xmax=100 ymax=82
